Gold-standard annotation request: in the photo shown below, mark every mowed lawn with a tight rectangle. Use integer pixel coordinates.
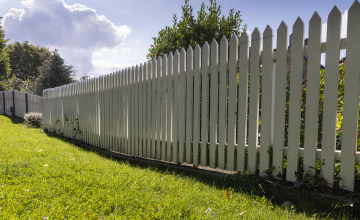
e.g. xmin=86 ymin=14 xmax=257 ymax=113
xmin=0 ymin=115 xmax=309 ymax=219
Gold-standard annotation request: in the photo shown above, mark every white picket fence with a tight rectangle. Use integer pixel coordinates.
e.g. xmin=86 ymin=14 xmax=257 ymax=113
xmin=0 ymin=91 xmax=43 ymax=118
xmin=43 ymin=2 xmax=360 ymax=191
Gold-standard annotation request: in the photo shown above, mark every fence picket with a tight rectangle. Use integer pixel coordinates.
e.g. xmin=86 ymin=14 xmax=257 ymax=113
xmin=179 ymin=49 xmax=186 ymax=163
xmin=173 ymin=51 xmax=180 ymax=163
xmin=273 ymin=22 xmax=288 ymax=177
xmin=139 ymin=64 xmax=144 ymax=157
xmin=340 ymin=1 xmax=360 ymax=191
xmin=200 ymin=42 xmax=210 ymax=167
xmin=186 ymin=46 xmax=194 ymax=164
xmin=162 ymin=55 xmax=168 ymax=161
xmin=156 ymin=57 xmax=162 ymax=160
xmin=209 ymin=39 xmax=219 ymax=168
xmin=287 ymin=17 xmax=305 ymax=182
xmin=135 ymin=66 xmax=139 ymax=156
xmin=151 ymin=60 xmax=157 ymax=159
xmin=321 ymin=7 xmax=341 ymax=187
xmin=167 ymin=53 xmax=174 ymax=162
xmin=237 ymin=32 xmax=249 ymax=172
xmin=227 ymin=34 xmax=238 ymax=171
xmin=248 ymin=28 xmax=261 ymax=173
xmin=259 ymin=26 xmax=274 ymax=175
xmin=193 ymin=45 xmax=201 ymax=166
xmin=218 ymin=36 xmax=228 ymax=170
xmin=146 ymin=62 xmax=152 ymax=157
xmin=304 ymin=12 xmax=322 ymax=176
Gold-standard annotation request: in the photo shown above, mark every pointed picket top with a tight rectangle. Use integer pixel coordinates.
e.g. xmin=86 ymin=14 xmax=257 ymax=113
xmin=211 ymin=38 xmax=219 ymax=65
xmin=220 ymin=36 xmax=228 ymax=61
xmin=211 ymin=38 xmax=218 ymax=48
xmin=221 ymin=35 xmax=228 ymax=45
xmin=203 ymin=41 xmax=210 ymax=52
xmin=264 ymin=25 xmax=273 ymax=38
xmin=168 ymin=52 xmax=174 ymax=60
xmin=187 ymin=46 xmax=194 ymax=70
xmin=293 ymin=17 xmax=305 ymax=31
xmin=252 ymin=28 xmax=261 ymax=41
xmin=180 ymin=48 xmax=186 ymax=57
xmin=310 ymin=11 xmax=322 ymax=26
xmin=348 ymin=0 xmax=360 ymax=33
xmin=349 ymin=0 xmax=360 ymax=12
xmin=174 ymin=49 xmax=180 ymax=58
xmin=202 ymin=41 xmax=210 ymax=66
xmin=240 ymin=31 xmax=248 ymax=43
xmin=329 ymin=5 xmax=341 ymax=18
xmin=187 ymin=45 xmax=193 ymax=53
xmin=230 ymin=33 xmax=238 ymax=44
xmin=278 ymin=21 xmax=288 ymax=34
xmin=195 ymin=44 xmax=201 ymax=55
xmin=157 ymin=56 xmax=162 ymax=63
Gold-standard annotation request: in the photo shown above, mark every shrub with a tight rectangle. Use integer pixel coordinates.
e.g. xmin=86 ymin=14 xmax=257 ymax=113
xmin=24 ymin=112 xmax=42 ymax=128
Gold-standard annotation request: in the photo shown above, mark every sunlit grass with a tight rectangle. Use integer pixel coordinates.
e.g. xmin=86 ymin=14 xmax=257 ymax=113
xmin=0 ymin=115 xmax=311 ymax=219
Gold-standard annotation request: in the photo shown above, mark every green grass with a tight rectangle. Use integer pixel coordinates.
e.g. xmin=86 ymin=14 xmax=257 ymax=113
xmin=0 ymin=115 xmax=313 ymax=219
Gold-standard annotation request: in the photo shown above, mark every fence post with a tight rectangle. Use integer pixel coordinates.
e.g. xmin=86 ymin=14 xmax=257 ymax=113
xmin=25 ymin=93 xmax=29 ymax=113
xmin=2 ymin=92 xmax=4 ymax=115
xmin=12 ymin=91 xmax=15 ymax=117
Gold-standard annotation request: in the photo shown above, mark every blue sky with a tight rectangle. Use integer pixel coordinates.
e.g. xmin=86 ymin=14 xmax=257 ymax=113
xmin=0 ymin=0 xmax=354 ymax=77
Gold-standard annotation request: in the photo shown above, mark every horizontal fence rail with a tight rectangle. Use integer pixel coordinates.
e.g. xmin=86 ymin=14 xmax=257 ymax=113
xmin=0 ymin=91 xmax=42 ymax=118
xmin=43 ymin=2 xmax=360 ymax=191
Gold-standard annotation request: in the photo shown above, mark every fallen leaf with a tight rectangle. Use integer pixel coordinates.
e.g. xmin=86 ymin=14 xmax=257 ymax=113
xmin=223 ymin=190 xmax=232 ymax=200
xmin=239 ymin=211 xmax=247 ymax=218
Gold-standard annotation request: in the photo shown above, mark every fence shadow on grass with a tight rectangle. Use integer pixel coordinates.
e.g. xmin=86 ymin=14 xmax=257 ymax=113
xmin=2 ymin=114 xmax=25 ymax=124
xmin=40 ymin=131 xmax=359 ymax=219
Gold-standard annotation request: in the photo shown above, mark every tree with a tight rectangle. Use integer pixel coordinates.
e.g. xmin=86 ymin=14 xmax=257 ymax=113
xmin=147 ymin=0 xmax=246 ymax=60
xmin=35 ymin=49 xmax=75 ymax=96
xmin=0 ymin=17 xmax=11 ymax=90
xmin=7 ymin=41 xmax=51 ymax=80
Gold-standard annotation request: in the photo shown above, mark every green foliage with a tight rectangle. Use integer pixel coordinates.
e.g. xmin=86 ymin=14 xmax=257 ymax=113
xmin=23 ymin=112 xmax=42 ymax=128
xmin=7 ymin=41 xmax=51 ymax=81
xmin=0 ymin=17 xmax=11 ymax=84
xmin=147 ymin=0 xmax=246 ymax=60
xmin=35 ymin=49 xmax=75 ymax=96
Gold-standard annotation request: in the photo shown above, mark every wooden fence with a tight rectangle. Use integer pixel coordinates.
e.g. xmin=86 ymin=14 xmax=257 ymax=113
xmin=0 ymin=91 xmax=42 ymax=118
xmin=42 ymin=2 xmax=360 ymax=191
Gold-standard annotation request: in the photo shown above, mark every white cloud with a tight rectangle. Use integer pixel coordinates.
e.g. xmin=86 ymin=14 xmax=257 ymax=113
xmin=92 ymin=60 xmax=140 ymax=76
xmin=121 ymin=48 xmax=131 ymax=53
xmin=134 ymin=40 xmax=140 ymax=43
xmin=0 ymin=0 xmax=8 ymax=3
xmin=2 ymin=0 xmax=131 ymax=76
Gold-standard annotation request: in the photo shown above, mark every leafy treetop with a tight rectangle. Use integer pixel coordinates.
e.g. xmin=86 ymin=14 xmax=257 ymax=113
xmin=146 ymin=0 xmax=246 ymax=60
